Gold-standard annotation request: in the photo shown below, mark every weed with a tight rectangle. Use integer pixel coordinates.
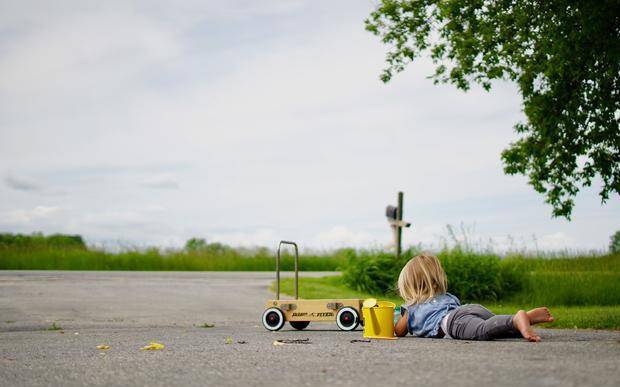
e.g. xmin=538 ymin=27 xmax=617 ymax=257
xmin=47 ymin=322 xmax=62 ymax=331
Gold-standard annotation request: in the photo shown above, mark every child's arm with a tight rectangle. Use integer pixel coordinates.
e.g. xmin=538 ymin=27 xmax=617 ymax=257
xmin=394 ymin=309 xmax=409 ymax=337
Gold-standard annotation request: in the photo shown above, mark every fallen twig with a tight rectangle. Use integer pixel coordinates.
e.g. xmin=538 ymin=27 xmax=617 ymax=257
xmin=273 ymin=338 xmax=311 ymax=345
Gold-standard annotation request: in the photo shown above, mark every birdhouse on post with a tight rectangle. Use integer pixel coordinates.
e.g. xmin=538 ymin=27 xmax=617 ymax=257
xmin=386 ymin=191 xmax=411 ymax=259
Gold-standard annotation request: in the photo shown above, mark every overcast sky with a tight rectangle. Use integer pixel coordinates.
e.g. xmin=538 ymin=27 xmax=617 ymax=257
xmin=1 ymin=0 xmax=618 ymax=252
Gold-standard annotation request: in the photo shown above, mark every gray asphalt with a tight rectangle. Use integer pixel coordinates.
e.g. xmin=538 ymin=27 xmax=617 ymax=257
xmin=1 ymin=271 xmax=619 ymax=387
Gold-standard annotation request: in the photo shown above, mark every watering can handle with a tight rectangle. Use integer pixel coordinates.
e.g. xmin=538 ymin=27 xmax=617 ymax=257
xmin=276 ymin=240 xmax=299 ymax=300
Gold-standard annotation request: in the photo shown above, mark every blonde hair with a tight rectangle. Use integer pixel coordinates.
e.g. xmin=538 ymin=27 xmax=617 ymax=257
xmin=397 ymin=254 xmax=447 ymax=305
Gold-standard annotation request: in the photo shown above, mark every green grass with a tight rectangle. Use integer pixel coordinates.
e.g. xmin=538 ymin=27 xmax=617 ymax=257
xmin=504 ymin=254 xmax=620 ymax=272
xmin=511 ymin=271 xmax=620 ymax=306
xmin=341 ymin=249 xmax=620 ymax=306
xmin=0 ymin=247 xmax=344 ymax=271
xmin=277 ymin=276 xmax=620 ymax=330
xmin=485 ymin=304 xmax=620 ymax=330
xmin=273 ymin=275 xmax=380 ymax=300
xmin=47 ymin=322 xmax=62 ymax=331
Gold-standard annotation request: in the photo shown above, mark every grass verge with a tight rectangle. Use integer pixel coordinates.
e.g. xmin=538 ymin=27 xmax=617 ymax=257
xmin=341 ymin=250 xmax=620 ymax=305
xmin=276 ymin=276 xmax=620 ymax=330
xmin=0 ymin=247 xmax=344 ymax=271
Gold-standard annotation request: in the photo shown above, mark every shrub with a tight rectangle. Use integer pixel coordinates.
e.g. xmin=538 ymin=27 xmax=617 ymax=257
xmin=46 ymin=234 xmax=86 ymax=249
xmin=184 ymin=238 xmax=208 ymax=252
xmin=342 ymin=248 xmax=525 ymax=302
xmin=339 ymin=250 xmax=403 ymax=297
xmin=341 ymin=249 xmax=411 ymax=295
xmin=610 ymin=231 xmax=620 ymax=254
xmin=0 ymin=233 xmax=86 ymax=250
xmin=497 ymin=258 xmax=526 ymax=298
xmin=439 ymin=249 xmax=504 ymax=302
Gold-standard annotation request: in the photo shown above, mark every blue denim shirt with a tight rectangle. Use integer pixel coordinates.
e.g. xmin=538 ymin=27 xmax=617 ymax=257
xmin=403 ymin=293 xmax=461 ymax=337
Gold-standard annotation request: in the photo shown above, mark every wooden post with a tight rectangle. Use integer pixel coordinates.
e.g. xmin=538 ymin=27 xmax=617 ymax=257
xmin=396 ymin=191 xmax=403 ymax=259
xmin=386 ymin=192 xmax=411 ymax=259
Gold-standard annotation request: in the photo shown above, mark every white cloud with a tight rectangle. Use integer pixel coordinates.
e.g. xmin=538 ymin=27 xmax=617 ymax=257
xmin=5 ymin=206 xmax=61 ymax=223
xmin=311 ymin=226 xmax=379 ymax=249
xmin=3 ymin=174 xmax=67 ymax=196
xmin=4 ymin=176 xmax=42 ymax=192
xmin=209 ymin=229 xmax=278 ymax=248
xmin=141 ymin=175 xmax=180 ymax=189
xmin=538 ymin=232 xmax=576 ymax=251
xmin=145 ymin=204 xmax=166 ymax=212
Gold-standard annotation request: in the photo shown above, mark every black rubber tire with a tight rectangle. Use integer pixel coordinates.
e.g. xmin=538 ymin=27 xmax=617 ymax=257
xmin=262 ymin=307 xmax=285 ymax=331
xmin=289 ymin=321 xmax=310 ymax=330
xmin=336 ymin=307 xmax=360 ymax=331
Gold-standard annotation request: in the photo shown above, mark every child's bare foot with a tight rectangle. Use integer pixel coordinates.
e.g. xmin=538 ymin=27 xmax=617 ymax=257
xmin=512 ymin=310 xmax=541 ymax=342
xmin=527 ymin=307 xmax=554 ymax=325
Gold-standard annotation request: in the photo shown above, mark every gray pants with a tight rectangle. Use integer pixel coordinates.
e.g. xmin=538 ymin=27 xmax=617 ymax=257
xmin=446 ymin=304 xmax=521 ymax=340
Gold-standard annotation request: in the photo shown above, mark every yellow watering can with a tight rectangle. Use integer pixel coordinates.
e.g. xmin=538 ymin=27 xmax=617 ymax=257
xmin=362 ymin=298 xmax=397 ymax=340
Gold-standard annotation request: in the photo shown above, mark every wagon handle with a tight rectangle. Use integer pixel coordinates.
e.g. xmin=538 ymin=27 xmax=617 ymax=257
xmin=276 ymin=240 xmax=299 ymax=300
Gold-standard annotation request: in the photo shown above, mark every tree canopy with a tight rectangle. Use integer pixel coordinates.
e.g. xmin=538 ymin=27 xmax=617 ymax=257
xmin=366 ymin=0 xmax=619 ymax=219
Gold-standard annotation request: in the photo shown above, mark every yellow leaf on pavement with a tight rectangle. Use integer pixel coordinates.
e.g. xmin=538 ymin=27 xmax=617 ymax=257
xmin=141 ymin=342 xmax=165 ymax=350
xmin=96 ymin=345 xmax=111 ymax=350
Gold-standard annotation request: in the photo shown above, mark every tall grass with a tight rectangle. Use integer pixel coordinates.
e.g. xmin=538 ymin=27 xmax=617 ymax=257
xmin=0 ymin=246 xmax=345 ymax=271
xmin=503 ymin=254 xmax=620 ymax=272
xmin=509 ymin=271 xmax=620 ymax=306
xmin=342 ymin=247 xmax=620 ymax=306
xmin=342 ymin=248 xmax=526 ymax=301
xmin=502 ymin=255 xmax=620 ymax=305
xmin=0 ymin=232 xmax=346 ymax=271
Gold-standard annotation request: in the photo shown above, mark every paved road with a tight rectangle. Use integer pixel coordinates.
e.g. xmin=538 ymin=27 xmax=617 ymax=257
xmin=0 ymin=271 xmax=329 ymax=330
xmin=1 ymin=271 xmax=619 ymax=387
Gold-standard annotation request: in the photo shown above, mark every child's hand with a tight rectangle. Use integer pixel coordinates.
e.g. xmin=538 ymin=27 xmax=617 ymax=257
xmin=394 ymin=309 xmax=409 ymax=337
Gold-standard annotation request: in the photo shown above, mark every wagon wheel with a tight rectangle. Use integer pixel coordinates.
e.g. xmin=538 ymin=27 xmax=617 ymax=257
xmin=289 ymin=321 xmax=310 ymax=330
xmin=336 ymin=307 xmax=359 ymax=331
xmin=262 ymin=307 xmax=285 ymax=331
